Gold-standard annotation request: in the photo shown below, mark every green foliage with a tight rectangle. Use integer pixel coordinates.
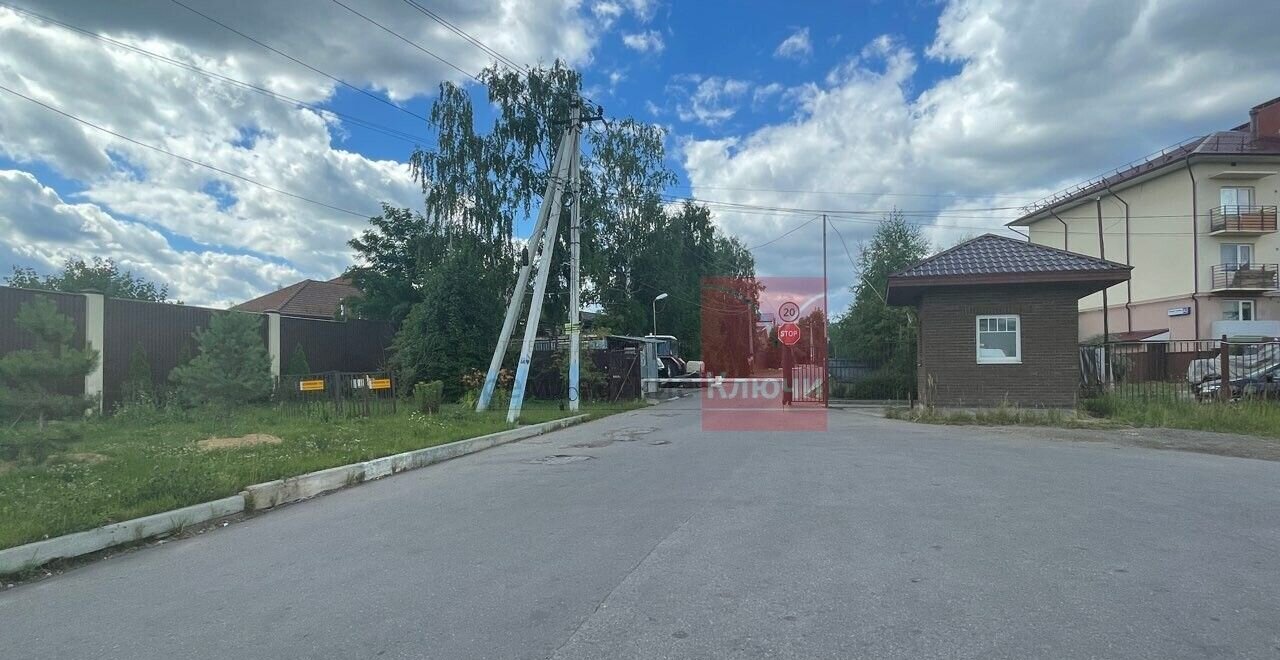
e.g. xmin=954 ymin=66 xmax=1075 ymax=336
xmin=285 ymin=343 xmax=312 ymax=376
xmin=169 ymin=312 xmax=273 ymax=407
xmin=1082 ymin=394 xmax=1280 ymax=438
xmin=414 ymin=380 xmax=443 ymax=414
xmin=6 ymin=257 xmax=170 ymax=302
xmin=0 ymin=297 xmax=99 ymax=425
xmin=0 ymin=421 xmax=83 ymax=465
xmin=352 ymin=62 xmax=755 ymax=393
xmin=595 ymin=201 xmax=755 ymax=359
xmin=828 ymin=211 xmax=929 ymax=395
xmin=122 ymin=341 xmax=153 ymax=403
xmin=389 ymin=233 xmax=510 ymax=400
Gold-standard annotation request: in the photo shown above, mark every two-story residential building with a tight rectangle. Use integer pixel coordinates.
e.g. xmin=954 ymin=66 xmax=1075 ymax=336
xmin=1009 ymin=97 xmax=1280 ymax=341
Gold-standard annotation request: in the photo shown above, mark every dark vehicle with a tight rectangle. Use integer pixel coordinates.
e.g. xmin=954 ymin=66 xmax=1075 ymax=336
xmin=1194 ymin=361 xmax=1280 ymax=401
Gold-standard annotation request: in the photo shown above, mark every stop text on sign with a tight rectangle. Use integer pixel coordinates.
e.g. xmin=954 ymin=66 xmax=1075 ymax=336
xmin=778 ymin=322 xmax=801 ymax=346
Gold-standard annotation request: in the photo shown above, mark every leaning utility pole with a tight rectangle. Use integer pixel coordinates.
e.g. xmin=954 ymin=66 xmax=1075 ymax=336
xmin=476 ymin=126 xmax=574 ymax=415
xmin=477 ymin=95 xmax=599 ymax=422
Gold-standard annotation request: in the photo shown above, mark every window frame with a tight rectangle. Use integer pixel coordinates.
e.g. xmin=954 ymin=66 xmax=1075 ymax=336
xmin=975 ymin=314 xmax=1023 ymax=365
xmin=1219 ymin=186 xmax=1256 ymax=210
xmin=1223 ymin=299 xmax=1255 ymax=321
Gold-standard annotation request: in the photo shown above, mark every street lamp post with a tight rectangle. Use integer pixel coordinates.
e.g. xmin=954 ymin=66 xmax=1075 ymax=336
xmin=652 ymin=292 xmax=669 ymax=336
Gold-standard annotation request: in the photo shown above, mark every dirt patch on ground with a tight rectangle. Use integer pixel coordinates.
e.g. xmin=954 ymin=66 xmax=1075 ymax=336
xmin=990 ymin=425 xmax=1280 ymax=462
xmin=0 ymin=461 xmax=14 ymax=476
xmin=197 ymin=434 xmax=284 ymax=451
xmin=62 ymin=453 xmax=110 ymax=464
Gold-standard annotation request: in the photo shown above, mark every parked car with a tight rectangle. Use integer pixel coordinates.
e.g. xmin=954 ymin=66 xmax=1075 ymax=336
xmin=1194 ymin=361 xmax=1280 ymax=401
xmin=1186 ymin=342 xmax=1280 ymax=384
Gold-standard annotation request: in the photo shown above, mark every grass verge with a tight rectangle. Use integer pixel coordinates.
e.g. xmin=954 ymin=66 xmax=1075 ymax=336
xmin=1081 ymin=394 xmax=1280 ymax=439
xmin=883 ymin=404 xmax=1118 ymax=429
xmin=0 ymin=400 xmax=641 ymax=551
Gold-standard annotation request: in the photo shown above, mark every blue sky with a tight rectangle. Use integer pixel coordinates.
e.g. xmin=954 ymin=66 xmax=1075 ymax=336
xmin=2 ymin=0 xmax=1279 ymax=309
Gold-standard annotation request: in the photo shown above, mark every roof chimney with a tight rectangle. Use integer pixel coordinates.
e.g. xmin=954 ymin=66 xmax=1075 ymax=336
xmin=1250 ymin=96 xmax=1280 ymax=140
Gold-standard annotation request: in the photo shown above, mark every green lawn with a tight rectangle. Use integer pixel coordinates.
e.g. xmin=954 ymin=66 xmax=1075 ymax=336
xmin=0 ymin=401 xmax=640 ymax=551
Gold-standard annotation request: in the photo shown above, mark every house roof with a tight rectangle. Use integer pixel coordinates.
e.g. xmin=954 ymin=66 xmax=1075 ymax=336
xmin=234 ymin=276 xmax=361 ymax=318
xmin=885 ymin=234 xmax=1131 ymax=305
xmin=1010 ymin=98 xmax=1280 ymax=226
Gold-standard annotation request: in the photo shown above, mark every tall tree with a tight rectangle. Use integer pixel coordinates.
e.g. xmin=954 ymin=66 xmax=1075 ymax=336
xmin=829 ymin=210 xmax=930 ymax=362
xmin=7 ymin=257 xmax=170 ymax=302
xmin=351 ymin=62 xmax=755 ymax=392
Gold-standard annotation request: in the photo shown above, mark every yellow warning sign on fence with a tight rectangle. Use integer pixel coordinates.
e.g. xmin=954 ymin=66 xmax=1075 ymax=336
xmin=299 ymin=379 xmax=325 ymax=392
xmin=370 ymin=378 xmax=392 ymax=390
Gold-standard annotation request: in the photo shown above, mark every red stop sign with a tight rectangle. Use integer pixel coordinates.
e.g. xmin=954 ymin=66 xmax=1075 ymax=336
xmin=778 ymin=322 xmax=801 ymax=346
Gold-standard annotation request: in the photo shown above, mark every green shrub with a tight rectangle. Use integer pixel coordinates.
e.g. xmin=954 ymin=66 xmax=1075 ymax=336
xmin=414 ymin=380 xmax=443 ymax=414
xmin=170 ymin=312 xmax=273 ymax=407
xmin=122 ymin=341 xmax=153 ymax=402
xmin=0 ymin=297 xmax=99 ymax=425
xmin=0 ymin=421 xmax=83 ymax=464
xmin=284 ymin=343 xmax=312 ymax=375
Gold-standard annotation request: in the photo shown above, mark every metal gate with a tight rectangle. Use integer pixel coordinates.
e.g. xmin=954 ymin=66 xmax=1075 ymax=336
xmin=789 ymin=363 xmax=827 ymax=404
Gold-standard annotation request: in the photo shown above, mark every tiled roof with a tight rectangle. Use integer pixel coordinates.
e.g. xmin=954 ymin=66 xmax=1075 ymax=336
xmin=234 ymin=277 xmax=361 ymax=319
xmin=893 ymin=234 xmax=1130 ymax=279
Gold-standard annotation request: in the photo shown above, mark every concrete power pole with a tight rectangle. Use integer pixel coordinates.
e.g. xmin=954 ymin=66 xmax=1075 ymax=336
xmin=476 ymin=126 xmax=575 ymax=415
xmin=479 ymin=95 xmax=598 ymax=422
xmin=567 ymin=100 xmax=583 ymax=411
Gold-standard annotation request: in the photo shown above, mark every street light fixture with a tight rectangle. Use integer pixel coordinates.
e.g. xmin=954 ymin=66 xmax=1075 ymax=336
xmin=652 ymin=292 xmax=669 ymax=336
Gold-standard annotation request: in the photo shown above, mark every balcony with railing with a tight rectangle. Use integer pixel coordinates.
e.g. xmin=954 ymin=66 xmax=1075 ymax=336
xmin=1210 ymin=263 xmax=1279 ymax=292
xmin=1209 ymin=205 xmax=1277 ymax=234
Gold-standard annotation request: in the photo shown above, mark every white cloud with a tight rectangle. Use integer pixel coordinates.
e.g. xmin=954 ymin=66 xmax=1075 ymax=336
xmin=592 ymin=1 xmax=624 ymax=28
xmin=621 ymin=30 xmax=664 ymax=54
xmin=774 ymin=27 xmax=812 ymax=61
xmin=626 ymin=0 xmax=660 ymax=23
xmin=0 ymin=1 xmax=598 ymax=305
xmin=0 ymin=170 xmax=300 ymax=307
xmin=680 ymin=0 xmax=1280 ymax=312
xmin=670 ymin=75 xmax=752 ymax=127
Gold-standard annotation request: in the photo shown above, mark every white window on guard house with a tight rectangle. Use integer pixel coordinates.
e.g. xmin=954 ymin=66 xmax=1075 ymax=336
xmin=977 ymin=315 xmax=1021 ymax=364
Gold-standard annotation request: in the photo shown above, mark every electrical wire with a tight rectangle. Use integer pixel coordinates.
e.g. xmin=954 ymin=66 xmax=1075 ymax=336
xmin=747 ymin=215 xmax=821 ymax=250
xmin=0 ymin=83 xmax=374 ymax=218
xmin=327 ymin=0 xmax=483 ymax=83
xmin=167 ymin=0 xmax=430 ymax=123
xmin=399 ymin=0 xmax=528 ymax=74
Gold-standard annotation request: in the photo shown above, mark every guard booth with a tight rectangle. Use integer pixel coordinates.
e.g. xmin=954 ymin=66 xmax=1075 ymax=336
xmin=605 ymin=335 xmax=660 ymax=398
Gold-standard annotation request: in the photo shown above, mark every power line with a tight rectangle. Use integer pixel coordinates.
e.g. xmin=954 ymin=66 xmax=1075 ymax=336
xmin=671 ymin=182 xmax=1039 ymax=202
xmin=327 ymin=0 xmax=483 ymax=83
xmin=0 ymin=83 xmax=374 ymax=218
xmin=399 ymin=0 xmax=528 ymax=74
xmin=747 ymin=215 xmax=821 ymax=250
xmin=1 ymin=2 xmax=431 ymax=146
xmin=167 ymin=0 xmax=430 ymax=123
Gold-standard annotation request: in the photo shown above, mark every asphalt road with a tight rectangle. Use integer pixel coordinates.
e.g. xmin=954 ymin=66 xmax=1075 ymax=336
xmin=4 ymin=397 xmax=1280 ymax=659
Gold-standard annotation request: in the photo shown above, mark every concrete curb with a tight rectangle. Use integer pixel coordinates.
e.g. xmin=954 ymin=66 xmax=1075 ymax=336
xmin=242 ymin=414 xmax=588 ymax=510
xmin=0 ymin=414 xmax=589 ymax=576
xmin=0 ymin=495 xmax=244 ymax=576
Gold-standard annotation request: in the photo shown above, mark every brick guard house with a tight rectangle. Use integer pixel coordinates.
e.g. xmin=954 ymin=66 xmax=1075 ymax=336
xmin=886 ymin=234 xmax=1131 ymax=407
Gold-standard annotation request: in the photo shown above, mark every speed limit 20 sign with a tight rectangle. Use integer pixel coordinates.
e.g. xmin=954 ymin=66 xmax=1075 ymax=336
xmin=778 ymin=300 xmax=800 ymax=323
